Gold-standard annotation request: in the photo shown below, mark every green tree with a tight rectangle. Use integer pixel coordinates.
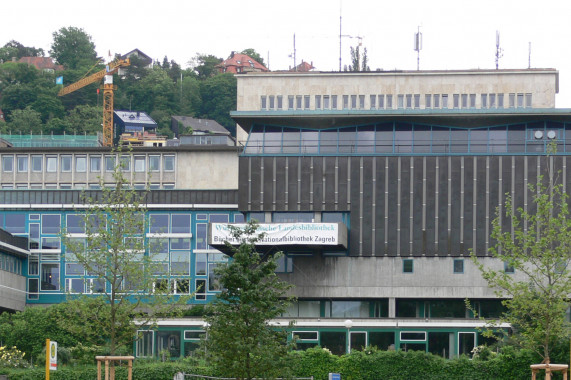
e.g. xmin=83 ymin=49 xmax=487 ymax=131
xmin=347 ymin=45 xmax=370 ymax=72
xmin=63 ymin=151 xmax=189 ymax=355
xmin=62 ymin=104 xmax=102 ymax=134
xmin=472 ymin=153 xmax=571 ymax=363
xmin=50 ymin=27 xmax=98 ymax=70
xmin=203 ymin=222 xmax=294 ymax=380
xmin=190 ymin=54 xmax=222 ymax=79
xmin=240 ymin=48 xmax=265 ymax=67
xmin=199 ymin=73 xmax=236 ymax=135
xmin=0 ymin=40 xmax=44 ymax=63
xmin=4 ymin=106 xmax=43 ymax=133
xmin=179 ymin=74 xmax=202 ymax=116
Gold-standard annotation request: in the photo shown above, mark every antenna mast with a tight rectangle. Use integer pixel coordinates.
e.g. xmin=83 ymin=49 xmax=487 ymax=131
xmin=414 ymin=26 xmax=422 ymax=71
xmin=528 ymin=42 xmax=531 ymax=69
xmin=339 ymin=1 xmax=342 ymax=71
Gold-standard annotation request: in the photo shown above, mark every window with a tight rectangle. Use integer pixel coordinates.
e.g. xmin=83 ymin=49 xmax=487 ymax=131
xmin=453 ymin=259 xmax=464 ymax=273
xmin=525 ymin=93 xmax=532 ymax=108
xmin=359 ymin=95 xmax=365 ymax=109
xmin=406 ymin=94 xmax=413 ymax=108
xmin=370 ymin=95 xmax=376 ymax=109
xmin=498 ymin=93 xmax=504 ymax=108
xmin=41 ymin=263 xmax=60 ymax=291
xmin=331 ymin=95 xmax=338 ymax=109
xmin=66 ymin=278 xmax=84 ymax=293
xmin=5 ymin=214 xmax=25 ymax=233
xmin=403 ymin=259 xmax=414 ymax=273
xmin=343 ymin=95 xmax=349 ymax=109
xmin=105 ymin=155 xmax=115 ymax=171
xmin=397 ymin=94 xmax=404 ymax=109
xmin=442 ymin=94 xmax=448 ymax=108
xmin=469 ymin=94 xmax=476 ymax=108
xmin=90 ymin=156 xmax=101 ymax=172
xmin=195 ymin=252 xmax=207 ymax=275
xmin=425 ymin=94 xmax=432 ymax=108
xmin=171 ymin=214 xmax=191 ymax=233
xmin=134 ymin=156 xmax=146 ymax=172
xmin=2 ymin=156 xmax=13 ymax=172
xmin=75 ymin=156 xmax=86 ymax=172
xmin=28 ymin=278 xmax=39 ymax=299
xmin=164 ymin=156 xmax=175 ymax=171
xmin=481 ymin=94 xmax=488 ymax=108
xmin=149 ymin=156 xmax=160 ymax=172
xmin=517 ymin=93 xmax=524 ymax=108
xmin=17 ymin=156 xmax=28 ymax=172
xmin=504 ymin=261 xmax=515 ymax=273
xmin=296 ymin=95 xmax=302 ymax=109
xmin=386 ymin=94 xmax=393 ymax=109
xmin=288 ymin=95 xmax=294 ymax=109
xmin=414 ymin=94 xmax=420 ymax=108
xmin=42 ymin=214 xmax=61 ymax=234
xmin=150 ymin=214 xmax=169 ymax=233
xmin=453 ymin=94 xmax=460 ymax=108
xmin=351 ymin=95 xmax=357 ymax=109
xmin=31 ymin=155 xmax=42 ymax=172
xmin=304 ymin=95 xmax=310 ymax=109
xmin=378 ymin=94 xmax=384 ymax=109
xmin=489 ymin=93 xmax=496 ymax=108
xmin=268 ymin=95 xmax=275 ymax=109
xmin=315 ymin=95 xmax=321 ymax=109
xmin=260 ymin=95 xmax=267 ymax=109
xmin=195 ymin=279 xmax=206 ymax=300
xmin=277 ymin=95 xmax=283 ymax=109
xmin=323 ymin=95 xmax=330 ymax=109
xmin=461 ymin=94 xmax=468 ymax=108
xmin=61 ymin=155 xmax=71 ymax=172
xmin=171 ymin=251 xmax=190 ymax=275
xmin=120 ymin=156 xmax=131 ymax=171
xmin=509 ymin=93 xmax=515 ymax=108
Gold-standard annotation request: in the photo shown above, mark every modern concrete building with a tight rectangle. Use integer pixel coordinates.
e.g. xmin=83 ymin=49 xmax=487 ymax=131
xmin=1 ymin=68 xmax=569 ymax=359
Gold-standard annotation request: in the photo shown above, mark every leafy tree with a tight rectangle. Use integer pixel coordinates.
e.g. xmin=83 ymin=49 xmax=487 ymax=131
xmin=179 ymin=74 xmax=202 ymax=116
xmin=203 ymin=222 xmax=294 ymax=380
xmin=240 ymin=48 xmax=265 ymax=67
xmin=50 ymin=27 xmax=98 ymax=70
xmin=56 ymin=104 xmax=102 ymax=134
xmin=63 ymin=152 xmax=189 ymax=355
xmin=190 ymin=54 xmax=222 ymax=79
xmin=0 ymin=61 xmax=39 ymax=89
xmin=347 ymin=45 xmax=370 ymax=72
xmin=472 ymin=152 xmax=571 ymax=363
xmin=4 ymin=106 xmax=43 ymax=133
xmin=199 ymin=73 xmax=236 ymax=135
xmin=0 ymin=40 xmax=44 ymax=63
xmin=32 ymin=93 xmax=65 ymax=122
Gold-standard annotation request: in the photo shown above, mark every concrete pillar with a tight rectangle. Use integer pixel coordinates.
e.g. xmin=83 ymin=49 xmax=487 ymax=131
xmin=388 ymin=297 xmax=396 ymax=318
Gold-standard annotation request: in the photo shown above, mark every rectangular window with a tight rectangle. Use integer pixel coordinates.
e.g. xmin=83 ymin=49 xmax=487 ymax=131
xmin=28 ymin=278 xmax=39 ymax=299
xmin=481 ymin=94 xmax=487 ymax=108
xmin=31 ymin=155 xmax=42 ymax=172
xmin=170 ymin=238 xmax=190 ymax=250
xmin=75 ymin=156 xmax=86 ymax=172
xmin=378 ymin=94 xmax=384 ymax=109
xmin=171 ymin=251 xmax=190 ymax=275
xmin=461 ymin=94 xmax=468 ymax=108
xmin=149 ymin=155 xmax=160 ymax=172
xmin=433 ymin=94 xmax=440 ymax=108
xmin=66 ymin=278 xmax=84 ymax=293
xmin=288 ymin=95 xmax=294 ymax=109
xmin=260 ymin=95 xmax=267 ymax=110
xmin=296 ymin=95 xmax=302 ymax=109
xmin=134 ymin=156 xmax=146 ymax=172
xmin=42 ymin=214 xmax=61 ymax=234
xmin=45 ymin=156 xmax=57 ymax=172
xmin=277 ymin=95 xmax=283 ymax=109
xmin=66 ymin=214 xmax=85 ymax=234
xmin=150 ymin=214 xmax=169 ymax=233
xmin=208 ymin=263 xmax=221 ymax=291
xmin=331 ymin=95 xmax=338 ymax=109
xmin=397 ymin=94 xmax=404 ymax=109
xmin=406 ymin=94 xmax=412 ymax=108
xmin=304 ymin=95 xmax=310 ymax=109
xmin=120 ymin=156 xmax=131 ymax=172
xmin=171 ymin=214 xmax=191 ymax=234
xmin=453 ymin=259 xmax=464 ymax=274
xmin=525 ymin=93 xmax=532 ymax=108
xmin=323 ymin=95 xmax=330 ymax=109
xmin=41 ymin=263 xmax=60 ymax=291
xmin=350 ymin=95 xmax=357 ymax=109
xmin=359 ymin=95 xmax=365 ymax=109
xmin=41 ymin=237 xmax=61 ymax=250
xmin=453 ymin=94 xmax=460 ymax=108
xmin=403 ymin=259 xmax=414 ymax=273
xmin=509 ymin=93 xmax=515 ymax=108
xmin=2 ymin=155 xmax=13 ymax=172
xmin=17 ymin=156 xmax=28 ymax=172
xmin=386 ymin=94 xmax=393 ymax=109
xmin=469 ymin=94 xmax=476 ymax=108
xmin=517 ymin=93 xmax=524 ymax=108
xmin=164 ymin=155 xmax=175 ymax=171
xmin=370 ymin=95 xmax=376 ymax=109
xmin=105 ymin=155 xmax=115 ymax=172
xmin=5 ymin=213 xmax=25 ymax=234
xmin=504 ymin=261 xmax=515 ymax=273
xmin=195 ymin=279 xmax=206 ymax=300
xmin=315 ymin=95 xmax=321 ymax=109
xmin=90 ymin=156 xmax=101 ymax=172
xmin=489 ymin=93 xmax=496 ymax=108
xmin=343 ymin=95 xmax=349 ymax=109
xmin=498 ymin=93 xmax=504 ymax=108
xmin=29 ymin=253 xmax=39 ymax=274
xmin=414 ymin=94 xmax=420 ymax=108
xmin=61 ymin=155 xmax=71 ymax=172
xmin=442 ymin=94 xmax=448 ymax=108
xmin=195 ymin=252 xmax=207 ymax=276
xmin=425 ymin=94 xmax=432 ymax=108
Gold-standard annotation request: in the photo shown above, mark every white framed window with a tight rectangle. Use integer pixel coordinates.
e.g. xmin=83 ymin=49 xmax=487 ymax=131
xmin=31 ymin=155 xmax=42 ymax=172
xmin=120 ymin=156 xmax=131 ymax=172
xmin=136 ymin=330 xmax=155 ymax=357
xmin=134 ymin=156 xmax=146 ymax=172
xmin=163 ymin=156 xmax=175 ymax=171
xmin=17 ymin=156 xmax=28 ymax=172
xmin=75 ymin=156 xmax=87 ymax=172
xmin=61 ymin=155 xmax=72 ymax=172
xmin=149 ymin=155 xmax=160 ymax=172
xmin=66 ymin=278 xmax=85 ymax=293
xmin=105 ymin=155 xmax=115 ymax=172
xmin=46 ymin=156 xmax=57 ymax=172
xmin=90 ymin=155 xmax=101 ymax=172
xmin=2 ymin=155 xmax=14 ymax=172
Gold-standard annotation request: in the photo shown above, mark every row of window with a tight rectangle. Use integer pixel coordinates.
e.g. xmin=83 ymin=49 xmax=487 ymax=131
xmin=0 ymin=183 xmax=176 ymax=190
xmin=1 ymin=154 xmax=175 ymax=174
xmin=244 ymin=122 xmax=571 ymax=156
xmin=0 ymin=252 xmax=22 ymax=275
xmin=402 ymin=258 xmax=513 ymax=274
xmin=260 ymin=93 xmax=533 ymax=111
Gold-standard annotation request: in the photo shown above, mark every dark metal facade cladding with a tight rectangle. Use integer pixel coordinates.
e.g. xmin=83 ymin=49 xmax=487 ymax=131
xmin=0 ymin=189 xmax=239 ymax=206
xmin=239 ymin=155 xmax=569 ymax=257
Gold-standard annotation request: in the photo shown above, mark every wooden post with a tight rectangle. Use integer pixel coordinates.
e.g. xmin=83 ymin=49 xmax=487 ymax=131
xmin=97 ymin=360 xmax=102 ymax=380
xmin=96 ymin=356 xmax=135 ymax=380
xmin=45 ymin=339 xmax=50 ymax=380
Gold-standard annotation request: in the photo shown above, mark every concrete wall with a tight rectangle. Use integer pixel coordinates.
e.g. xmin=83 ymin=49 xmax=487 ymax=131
xmin=236 ymin=70 xmax=558 ymax=111
xmin=0 ymin=270 xmax=26 ymax=311
xmin=176 ymin=150 xmax=238 ymax=190
xmin=280 ymin=256 xmax=514 ymax=299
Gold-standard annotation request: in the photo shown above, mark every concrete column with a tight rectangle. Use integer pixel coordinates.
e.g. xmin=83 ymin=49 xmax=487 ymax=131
xmin=388 ymin=297 xmax=396 ymax=318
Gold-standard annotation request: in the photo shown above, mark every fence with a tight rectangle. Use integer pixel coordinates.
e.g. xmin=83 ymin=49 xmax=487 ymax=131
xmin=177 ymin=374 xmax=313 ymax=380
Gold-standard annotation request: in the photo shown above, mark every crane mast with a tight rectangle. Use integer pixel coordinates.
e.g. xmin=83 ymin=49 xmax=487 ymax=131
xmin=57 ymin=58 xmax=130 ymax=147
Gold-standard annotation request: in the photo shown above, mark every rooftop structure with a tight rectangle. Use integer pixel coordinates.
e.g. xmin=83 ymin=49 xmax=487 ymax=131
xmin=217 ymin=52 xmax=268 ymax=74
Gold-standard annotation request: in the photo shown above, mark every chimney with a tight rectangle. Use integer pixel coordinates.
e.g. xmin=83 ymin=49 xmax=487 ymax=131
xmin=230 ymin=51 xmax=235 ymax=58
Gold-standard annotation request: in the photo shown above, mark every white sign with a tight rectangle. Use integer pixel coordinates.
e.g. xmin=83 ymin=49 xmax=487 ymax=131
xmin=49 ymin=341 xmax=57 ymax=371
xmin=210 ymin=223 xmax=341 ymax=246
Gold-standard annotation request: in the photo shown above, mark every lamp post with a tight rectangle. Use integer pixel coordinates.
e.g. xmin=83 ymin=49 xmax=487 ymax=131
xmin=344 ymin=319 xmax=353 ymax=354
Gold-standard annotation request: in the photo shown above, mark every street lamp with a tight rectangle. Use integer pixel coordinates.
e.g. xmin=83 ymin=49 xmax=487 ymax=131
xmin=344 ymin=319 xmax=353 ymax=353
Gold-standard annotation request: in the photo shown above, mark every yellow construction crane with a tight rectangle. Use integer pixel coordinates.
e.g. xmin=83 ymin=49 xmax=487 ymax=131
xmin=57 ymin=58 xmax=130 ymax=147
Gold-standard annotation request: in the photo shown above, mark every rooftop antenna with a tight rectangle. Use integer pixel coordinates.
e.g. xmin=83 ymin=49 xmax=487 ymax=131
xmin=414 ymin=26 xmax=422 ymax=70
xmin=528 ymin=42 xmax=531 ymax=69
xmin=339 ymin=0 xmax=342 ymax=71
xmin=288 ymin=34 xmax=297 ymax=71
xmin=495 ymin=30 xmax=504 ymax=69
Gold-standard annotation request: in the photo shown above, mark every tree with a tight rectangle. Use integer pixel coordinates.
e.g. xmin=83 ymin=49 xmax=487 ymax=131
xmin=190 ymin=54 xmax=222 ymax=79
xmin=63 ymin=151 xmax=189 ymax=356
xmin=472 ymin=151 xmax=571 ymax=363
xmin=50 ymin=27 xmax=98 ymax=70
xmin=347 ymin=45 xmax=370 ymax=72
xmin=240 ymin=48 xmax=265 ymax=67
xmin=0 ymin=40 xmax=44 ymax=63
xmin=4 ymin=106 xmax=43 ymax=133
xmin=199 ymin=73 xmax=236 ymax=135
xmin=203 ymin=222 xmax=294 ymax=380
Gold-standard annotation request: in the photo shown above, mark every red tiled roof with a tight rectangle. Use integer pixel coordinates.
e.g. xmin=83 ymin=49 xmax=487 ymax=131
xmin=18 ymin=57 xmax=64 ymax=71
xmin=217 ymin=52 xmax=268 ymax=73
xmin=291 ymin=60 xmax=315 ymax=72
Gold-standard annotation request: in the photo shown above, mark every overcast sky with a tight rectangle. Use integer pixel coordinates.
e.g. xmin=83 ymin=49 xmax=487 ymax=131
xmin=3 ymin=0 xmax=571 ymax=106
